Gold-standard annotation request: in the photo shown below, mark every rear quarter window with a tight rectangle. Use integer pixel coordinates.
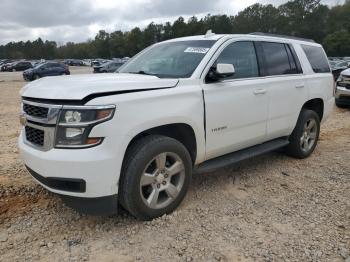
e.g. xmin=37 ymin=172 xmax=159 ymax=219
xmin=301 ymin=45 xmax=330 ymax=73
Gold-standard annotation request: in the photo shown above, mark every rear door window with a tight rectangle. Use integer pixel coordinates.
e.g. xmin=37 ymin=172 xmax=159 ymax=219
xmin=301 ymin=45 xmax=330 ymax=73
xmin=260 ymin=42 xmax=294 ymax=76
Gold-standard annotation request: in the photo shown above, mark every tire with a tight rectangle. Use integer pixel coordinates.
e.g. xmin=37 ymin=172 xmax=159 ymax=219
xmin=285 ymin=109 xmax=320 ymax=159
xmin=12 ymin=68 xmax=16 ymax=72
xmin=119 ymin=135 xmax=192 ymax=220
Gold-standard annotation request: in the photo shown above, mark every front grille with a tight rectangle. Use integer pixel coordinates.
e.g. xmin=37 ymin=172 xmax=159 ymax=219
xmin=23 ymin=103 xmax=49 ymax=118
xmin=25 ymin=126 xmax=44 ymax=146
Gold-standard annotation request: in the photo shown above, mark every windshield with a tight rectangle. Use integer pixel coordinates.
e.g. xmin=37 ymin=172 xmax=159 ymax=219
xmin=118 ymin=40 xmax=216 ymax=78
xmin=34 ymin=62 xmax=46 ymax=69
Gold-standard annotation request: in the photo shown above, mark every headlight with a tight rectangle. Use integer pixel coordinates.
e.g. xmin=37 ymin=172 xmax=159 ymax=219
xmin=337 ymin=75 xmax=344 ymax=82
xmin=55 ymin=105 xmax=115 ymax=148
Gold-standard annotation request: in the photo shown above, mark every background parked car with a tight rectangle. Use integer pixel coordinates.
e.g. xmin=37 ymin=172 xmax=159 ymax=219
xmin=0 ymin=59 xmax=12 ymax=66
xmin=4 ymin=61 xmax=32 ymax=72
xmin=1 ymin=62 xmax=13 ymax=71
xmin=93 ymin=61 xmax=124 ymax=73
xmin=82 ymin=59 xmax=91 ymax=66
xmin=23 ymin=61 xmax=70 ymax=81
xmin=64 ymin=59 xmax=84 ymax=66
xmin=91 ymin=59 xmax=109 ymax=67
xmin=332 ymin=61 xmax=350 ymax=80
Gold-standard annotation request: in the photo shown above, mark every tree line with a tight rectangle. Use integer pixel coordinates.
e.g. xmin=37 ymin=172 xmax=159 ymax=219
xmin=0 ymin=0 xmax=349 ymax=60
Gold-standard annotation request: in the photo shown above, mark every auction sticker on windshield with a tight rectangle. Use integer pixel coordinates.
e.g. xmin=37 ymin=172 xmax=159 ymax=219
xmin=184 ymin=47 xmax=210 ymax=54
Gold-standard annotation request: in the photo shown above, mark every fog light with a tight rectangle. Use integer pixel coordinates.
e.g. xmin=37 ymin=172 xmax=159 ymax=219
xmin=66 ymin=128 xmax=84 ymax=138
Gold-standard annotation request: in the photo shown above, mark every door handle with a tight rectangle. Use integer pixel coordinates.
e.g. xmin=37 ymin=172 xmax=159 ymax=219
xmin=295 ymin=84 xmax=305 ymax=89
xmin=253 ymin=88 xmax=267 ymax=95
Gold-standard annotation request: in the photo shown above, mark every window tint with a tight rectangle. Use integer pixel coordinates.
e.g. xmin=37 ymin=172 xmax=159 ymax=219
xmin=261 ymin=42 xmax=294 ymax=76
xmin=216 ymin=41 xmax=259 ymax=79
xmin=301 ymin=45 xmax=330 ymax=73
xmin=285 ymin=45 xmax=298 ymax=74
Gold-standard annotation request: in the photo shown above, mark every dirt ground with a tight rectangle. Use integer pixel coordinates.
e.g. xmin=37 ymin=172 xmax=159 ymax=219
xmin=0 ymin=68 xmax=349 ymax=262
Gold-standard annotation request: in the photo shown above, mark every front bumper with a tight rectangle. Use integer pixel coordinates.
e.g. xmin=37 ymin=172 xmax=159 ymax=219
xmin=335 ymin=85 xmax=350 ymax=105
xmin=19 ymin=131 xmax=124 ymax=198
xmin=23 ymin=74 xmax=33 ymax=81
xmin=26 ymin=166 xmax=118 ymax=215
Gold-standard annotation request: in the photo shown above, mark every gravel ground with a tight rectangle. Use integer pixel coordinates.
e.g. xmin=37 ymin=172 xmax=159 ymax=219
xmin=0 ymin=68 xmax=349 ymax=262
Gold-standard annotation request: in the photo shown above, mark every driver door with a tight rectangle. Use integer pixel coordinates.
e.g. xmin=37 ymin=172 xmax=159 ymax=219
xmin=203 ymin=41 xmax=269 ymax=160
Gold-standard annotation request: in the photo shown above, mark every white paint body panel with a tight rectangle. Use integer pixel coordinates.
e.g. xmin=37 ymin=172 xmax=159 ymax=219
xmin=20 ymin=73 xmax=178 ymax=100
xmin=19 ymin=34 xmax=334 ymax=198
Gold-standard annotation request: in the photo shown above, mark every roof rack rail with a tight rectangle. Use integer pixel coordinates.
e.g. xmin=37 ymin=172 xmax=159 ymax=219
xmin=249 ymin=32 xmax=315 ymax=43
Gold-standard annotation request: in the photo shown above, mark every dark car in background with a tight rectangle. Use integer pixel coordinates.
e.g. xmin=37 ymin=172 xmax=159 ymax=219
xmin=93 ymin=61 xmax=124 ymax=73
xmin=23 ymin=62 xmax=70 ymax=81
xmin=4 ymin=61 xmax=32 ymax=72
xmin=64 ymin=59 xmax=84 ymax=66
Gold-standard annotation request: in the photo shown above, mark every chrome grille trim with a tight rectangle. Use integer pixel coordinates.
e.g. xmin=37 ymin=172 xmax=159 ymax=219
xmin=22 ymin=100 xmax=61 ymax=151
xmin=21 ymin=100 xmax=62 ymax=125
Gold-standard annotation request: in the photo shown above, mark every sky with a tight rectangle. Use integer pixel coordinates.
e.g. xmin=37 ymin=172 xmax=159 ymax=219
xmin=0 ymin=0 xmax=345 ymax=45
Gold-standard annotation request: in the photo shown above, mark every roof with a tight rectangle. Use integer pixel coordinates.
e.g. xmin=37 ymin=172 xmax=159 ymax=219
xmin=163 ymin=33 xmax=321 ymax=46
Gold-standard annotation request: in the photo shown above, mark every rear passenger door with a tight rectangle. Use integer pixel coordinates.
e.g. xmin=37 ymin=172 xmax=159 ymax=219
xmin=255 ymin=41 xmax=307 ymax=140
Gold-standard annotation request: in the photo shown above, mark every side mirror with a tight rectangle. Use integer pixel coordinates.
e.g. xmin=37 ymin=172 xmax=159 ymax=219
xmin=216 ymin=63 xmax=235 ymax=77
xmin=206 ymin=63 xmax=235 ymax=82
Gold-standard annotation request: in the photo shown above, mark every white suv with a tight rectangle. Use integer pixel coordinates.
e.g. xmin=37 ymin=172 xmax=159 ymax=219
xmin=19 ymin=33 xmax=334 ymax=220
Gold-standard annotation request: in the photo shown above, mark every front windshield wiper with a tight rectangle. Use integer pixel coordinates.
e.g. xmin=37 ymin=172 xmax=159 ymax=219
xmin=128 ymin=70 xmax=159 ymax=77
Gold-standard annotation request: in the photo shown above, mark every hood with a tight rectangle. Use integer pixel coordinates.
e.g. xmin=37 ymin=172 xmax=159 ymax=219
xmin=341 ymin=68 xmax=350 ymax=77
xmin=20 ymin=73 xmax=179 ymax=101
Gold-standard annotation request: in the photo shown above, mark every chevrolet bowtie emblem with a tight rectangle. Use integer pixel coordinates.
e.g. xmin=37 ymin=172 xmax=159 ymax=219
xmin=19 ymin=114 xmax=27 ymax=126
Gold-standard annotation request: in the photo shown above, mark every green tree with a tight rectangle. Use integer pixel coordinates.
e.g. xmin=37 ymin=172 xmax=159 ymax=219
xmin=324 ymin=30 xmax=350 ymax=56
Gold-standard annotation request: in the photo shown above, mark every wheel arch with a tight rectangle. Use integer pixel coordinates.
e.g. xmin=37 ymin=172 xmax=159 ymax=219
xmin=302 ymin=98 xmax=324 ymax=121
xmin=124 ymin=123 xmax=198 ymax=165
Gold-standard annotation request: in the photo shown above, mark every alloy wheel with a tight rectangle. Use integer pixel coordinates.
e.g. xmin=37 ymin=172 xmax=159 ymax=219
xmin=300 ymin=118 xmax=318 ymax=152
xmin=140 ymin=152 xmax=185 ymax=209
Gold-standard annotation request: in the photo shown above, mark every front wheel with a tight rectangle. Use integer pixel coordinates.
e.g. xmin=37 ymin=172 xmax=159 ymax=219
xmin=119 ymin=135 xmax=192 ymax=220
xmin=285 ymin=109 xmax=320 ymax=159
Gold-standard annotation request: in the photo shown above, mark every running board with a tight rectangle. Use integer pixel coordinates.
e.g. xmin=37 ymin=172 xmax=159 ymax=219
xmin=194 ymin=138 xmax=289 ymax=174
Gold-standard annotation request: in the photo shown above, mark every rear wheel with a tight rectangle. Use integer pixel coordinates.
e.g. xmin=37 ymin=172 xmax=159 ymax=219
xmin=119 ymin=135 xmax=192 ymax=220
xmin=285 ymin=109 xmax=320 ymax=159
